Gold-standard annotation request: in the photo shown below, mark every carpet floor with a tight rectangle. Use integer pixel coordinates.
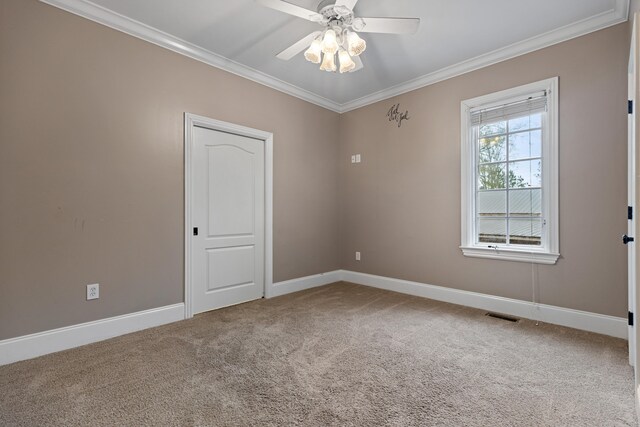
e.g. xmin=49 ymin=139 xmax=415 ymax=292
xmin=0 ymin=282 xmax=636 ymax=426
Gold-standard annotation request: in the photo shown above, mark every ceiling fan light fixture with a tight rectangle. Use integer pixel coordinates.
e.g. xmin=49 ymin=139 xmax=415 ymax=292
xmin=257 ymin=0 xmax=420 ymax=75
xmin=304 ymin=39 xmax=323 ymax=63
xmin=347 ymin=31 xmax=366 ymax=56
xmin=338 ymin=49 xmax=355 ymax=73
xmin=321 ymin=29 xmax=338 ymax=54
xmin=319 ymin=51 xmax=337 ymax=72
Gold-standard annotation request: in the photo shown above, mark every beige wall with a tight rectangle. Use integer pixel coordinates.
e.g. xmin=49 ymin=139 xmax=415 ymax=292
xmin=0 ymin=0 xmax=632 ymax=340
xmin=0 ymin=0 xmax=341 ymax=340
xmin=339 ymin=23 xmax=630 ymax=317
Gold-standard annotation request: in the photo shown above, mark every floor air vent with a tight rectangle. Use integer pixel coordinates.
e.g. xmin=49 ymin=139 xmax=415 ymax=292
xmin=485 ymin=312 xmax=520 ymax=322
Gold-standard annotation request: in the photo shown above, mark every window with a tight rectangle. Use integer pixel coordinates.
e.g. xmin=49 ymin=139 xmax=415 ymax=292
xmin=460 ymin=78 xmax=559 ymax=264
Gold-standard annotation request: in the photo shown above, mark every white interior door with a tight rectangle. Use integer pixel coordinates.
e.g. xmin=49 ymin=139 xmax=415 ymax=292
xmin=191 ymin=125 xmax=265 ymax=314
xmin=627 ymin=14 xmax=640 ymax=392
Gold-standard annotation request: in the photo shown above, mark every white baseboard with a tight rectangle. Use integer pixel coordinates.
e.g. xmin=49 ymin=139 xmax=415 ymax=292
xmin=1 ymin=267 xmax=341 ymax=366
xmin=0 ymin=303 xmax=185 ymax=366
xmin=636 ymin=385 xmax=640 ymax=424
xmin=636 ymin=386 xmax=640 ymax=424
xmin=268 ymin=270 xmax=342 ymax=298
xmin=0 ymin=270 xmax=627 ymax=366
xmin=340 ymin=270 xmax=628 ymax=340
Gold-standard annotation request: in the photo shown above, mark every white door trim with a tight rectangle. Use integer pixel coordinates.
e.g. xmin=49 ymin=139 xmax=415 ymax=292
xmin=629 ymin=15 xmax=637 ymax=368
xmin=184 ymin=113 xmax=273 ymax=319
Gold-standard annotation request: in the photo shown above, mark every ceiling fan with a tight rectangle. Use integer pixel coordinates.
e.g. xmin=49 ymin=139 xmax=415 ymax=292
xmin=256 ymin=0 xmax=420 ymax=73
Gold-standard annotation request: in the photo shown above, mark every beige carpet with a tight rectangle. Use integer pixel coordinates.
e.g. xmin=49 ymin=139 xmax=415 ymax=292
xmin=0 ymin=282 xmax=635 ymax=426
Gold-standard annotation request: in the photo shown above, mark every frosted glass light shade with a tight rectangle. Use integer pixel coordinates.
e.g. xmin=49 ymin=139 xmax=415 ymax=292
xmin=347 ymin=31 xmax=366 ymax=57
xmin=304 ymin=40 xmax=322 ymax=64
xmin=319 ymin=52 xmax=336 ymax=72
xmin=338 ymin=50 xmax=355 ymax=73
xmin=321 ymin=29 xmax=338 ymax=54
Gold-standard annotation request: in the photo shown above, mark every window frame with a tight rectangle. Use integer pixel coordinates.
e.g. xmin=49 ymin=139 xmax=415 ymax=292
xmin=460 ymin=77 xmax=559 ymax=264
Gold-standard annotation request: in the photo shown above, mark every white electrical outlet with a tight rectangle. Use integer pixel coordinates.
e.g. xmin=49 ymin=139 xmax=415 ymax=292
xmin=351 ymin=155 xmax=356 ymax=163
xmin=86 ymin=283 xmax=99 ymax=300
xmin=355 ymin=154 xmax=361 ymax=163
xmin=355 ymin=251 xmax=361 ymax=261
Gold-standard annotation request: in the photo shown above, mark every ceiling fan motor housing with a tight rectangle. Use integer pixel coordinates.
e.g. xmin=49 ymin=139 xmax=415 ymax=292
xmin=317 ymin=0 xmax=354 ymax=25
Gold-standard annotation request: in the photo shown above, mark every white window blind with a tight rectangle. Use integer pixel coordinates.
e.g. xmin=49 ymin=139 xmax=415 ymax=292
xmin=470 ymin=91 xmax=547 ymax=126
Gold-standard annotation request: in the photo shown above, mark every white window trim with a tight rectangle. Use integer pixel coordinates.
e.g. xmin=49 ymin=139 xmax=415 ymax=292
xmin=460 ymin=77 xmax=559 ymax=264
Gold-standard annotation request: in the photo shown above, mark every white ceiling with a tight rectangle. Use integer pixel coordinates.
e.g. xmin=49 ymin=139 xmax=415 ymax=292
xmin=42 ymin=0 xmax=629 ymax=112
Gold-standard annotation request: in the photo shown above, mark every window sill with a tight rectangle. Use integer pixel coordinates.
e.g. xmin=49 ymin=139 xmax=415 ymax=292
xmin=460 ymin=246 xmax=559 ymax=265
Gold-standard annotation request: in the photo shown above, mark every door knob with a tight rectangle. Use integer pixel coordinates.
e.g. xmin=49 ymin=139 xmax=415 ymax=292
xmin=623 ymin=234 xmax=635 ymax=244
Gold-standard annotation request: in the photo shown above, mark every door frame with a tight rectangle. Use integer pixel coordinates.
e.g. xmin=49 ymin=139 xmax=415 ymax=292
xmin=632 ymin=13 xmax=640 ymax=398
xmin=631 ymin=13 xmax=640 ymax=402
xmin=629 ymin=14 xmax=637 ymax=369
xmin=184 ymin=113 xmax=273 ymax=319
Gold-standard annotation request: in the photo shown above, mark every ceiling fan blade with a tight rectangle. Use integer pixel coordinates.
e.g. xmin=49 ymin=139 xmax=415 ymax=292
xmin=256 ymin=0 xmax=324 ymax=22
xmin=357 ymin=17 xmax=420 ymax=34
xmin=335 ymin=0 xmax=359 ymax=11
xmin=276 ymin=31 xmax=322 ymax=60
xmin=350 ymin=55 xmax=363 ymax=72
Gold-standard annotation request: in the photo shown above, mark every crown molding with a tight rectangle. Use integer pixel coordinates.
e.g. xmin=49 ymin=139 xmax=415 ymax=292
xmin=40 ymin=0 xmax=628 ymax=114
xmin=39 ymin=0 xmax=343 ymax=113
xmin=339 ymin=0 xmax=629 ymax=112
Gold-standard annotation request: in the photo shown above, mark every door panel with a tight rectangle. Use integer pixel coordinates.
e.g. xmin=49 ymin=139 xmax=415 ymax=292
xmin=207 ymin=246 xmax=255 ymax=291
xmin=192 ymin=126 xmax=264 ymax=314
xmin=207 ymin=145 xmax=255 ymax=236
